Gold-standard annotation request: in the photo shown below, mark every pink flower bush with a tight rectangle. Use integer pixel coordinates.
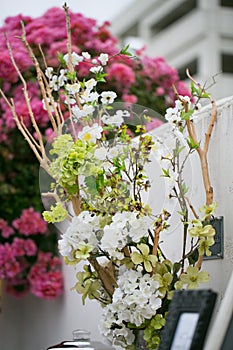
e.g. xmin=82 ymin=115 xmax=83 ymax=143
xmin=13 ymin=207 xmax=47 ymax=235
xmin=28 ymin=252 xmax=63 ymax=300
xmin=0 ymin=208 xmax=63 ymax=299
xmin=107 ymin=62 xmax=136 ymax=89
xmin=0 ymin=6 xmax=191 ymax=137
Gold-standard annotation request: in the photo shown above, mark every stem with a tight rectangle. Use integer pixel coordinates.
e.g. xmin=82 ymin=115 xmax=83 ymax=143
xmin=173 ymin=71 xmax=217 ymax=269
xmin=88 ymin=257 xmax=117 ymax=297
xmin=181 ymin=223 xmax=188 ymax=273
xmin=151 ymin=218 xmax=163 ymax=276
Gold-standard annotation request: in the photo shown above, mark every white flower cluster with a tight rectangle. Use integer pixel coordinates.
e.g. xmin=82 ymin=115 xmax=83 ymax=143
xmin=45 ymin=67 xmax=67 ymax=91
xmin=99 ymin=267 xmax=162 ymax=347
xmin=43 ymin=51 xmax=118 ymax=120
xmin=94 ymin=142 xmax=127 ymax=174
xmin=78 ymin=123 xmax=103 ymax=143
xmin=165 ymin=96 xmax=201 ymax=128
xmin=100 ymin=212 xmax=153 ymax=260
xmin=58 ymin=211 xmax=100 ymax=261
xmin=101 ymin=109 xmax=130 ymax=128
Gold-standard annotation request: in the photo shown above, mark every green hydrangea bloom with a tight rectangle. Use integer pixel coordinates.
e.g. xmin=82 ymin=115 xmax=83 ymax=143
xmin=42 ymin=202 xmax=68 ymax=223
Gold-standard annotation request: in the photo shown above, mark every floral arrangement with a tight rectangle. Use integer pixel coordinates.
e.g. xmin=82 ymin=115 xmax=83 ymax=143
xmin=0 ymin=207 xmax=63 ymax=299
xmin=0 ymin=4 xmax=218 ymax=349
xmin=0 ymin=6 xmax=190 ymax=301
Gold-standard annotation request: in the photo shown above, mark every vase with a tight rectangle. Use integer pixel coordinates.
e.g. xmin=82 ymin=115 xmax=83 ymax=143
xmin=46 ymin=329 xmax=115 ymax=349
xmin=134 ymin=330 xmax=148 ymax=350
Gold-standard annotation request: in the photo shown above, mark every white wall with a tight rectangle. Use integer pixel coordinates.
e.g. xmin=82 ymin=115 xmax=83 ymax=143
xmin=0 ymin=96 xmax=233 ymax=350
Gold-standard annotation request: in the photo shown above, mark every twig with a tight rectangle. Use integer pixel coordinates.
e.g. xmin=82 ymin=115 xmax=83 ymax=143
xmin=173 ymin=71 xmax=217 ymax=269
xmin=185 ymin=196 xmax=199 ymax=219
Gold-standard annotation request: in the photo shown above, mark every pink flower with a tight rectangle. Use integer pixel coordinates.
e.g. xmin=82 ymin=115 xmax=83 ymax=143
xmin=28 ymin=251 xmax=63 ymax=300
xmin=12 ymin=207 xmax=48 ymax=235
xmin=175 ymin=80 xmax=191 ymax=98
xmin=0 ymin=243 xmax=21 ymax=279
xmin=44 ymin=128 xmax=56 ymax=143
xmin=156 ymin=87 xmax=165 ymax=96
xmin=12 ymin=237 xmax=37 ymax=257
xmin=122 ymin=94 xmax=138 ymax=104
xmin=0 ymin=218 xmax=14 ymax=238
xmin=107 ymin=63 xmax=136 ymax=89
xmin=1 ymin=14 xmax=32 ymax=32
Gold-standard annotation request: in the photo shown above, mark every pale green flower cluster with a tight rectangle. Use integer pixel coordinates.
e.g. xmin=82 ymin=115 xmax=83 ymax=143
xmin=50 ymin=135 xmax=102 ymax=194
xmin=188 ymin=202 xmax=217 ymax=256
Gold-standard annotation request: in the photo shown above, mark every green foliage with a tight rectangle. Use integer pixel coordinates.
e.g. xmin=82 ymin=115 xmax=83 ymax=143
xmin=119 ymin=44 xmax=133 ymax=57
xmin=0 ymin=129 xmax=42 ymax=221
xmin=144 ymin=314 xmax=165 ymax=349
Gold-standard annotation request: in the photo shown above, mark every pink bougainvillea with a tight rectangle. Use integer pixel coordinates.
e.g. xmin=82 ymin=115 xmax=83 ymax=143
xmin=12 ymin=207 xmax=47 ymax=236
xmin=28 ymin=252 xmax=63 ymax=300
xmin=0 ymin=6 xmax=191 ymax=136
xmin=0 ymin=208 xmax=63 ymax=299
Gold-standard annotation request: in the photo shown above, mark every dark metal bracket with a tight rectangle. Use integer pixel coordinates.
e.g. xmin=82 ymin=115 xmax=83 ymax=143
xmin=204 ymin=216 xmax=224 ymax=260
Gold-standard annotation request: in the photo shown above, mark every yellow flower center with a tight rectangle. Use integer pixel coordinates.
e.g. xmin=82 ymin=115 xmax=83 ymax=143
xmin=190 ymin=276 xmax=198 ymax=282
xmin=84 ymin=133 xmax=91 ymax=141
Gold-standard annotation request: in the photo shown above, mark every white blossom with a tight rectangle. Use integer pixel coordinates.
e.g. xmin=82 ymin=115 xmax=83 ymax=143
xmin=64 ymin=95 xmax=76 ymax=105
xmin=58 ymin=212 xmax=101 ymax=260
xmin=49 ymin=75 xmax=59 ymax=91
xmin=101 ymin=91 xmax=117 ymax=104
xmin=72 ymin=104 xmax=95 ymax=120
xmin=94 ymin=147 xmax=108 ymax=160
xmin=101 ymin=112 xmax=124 ymax=127
xmin=58 ymin=69 xmax=67 ymax=87
xmin=78 ymin=123 xmax=103 ymax=143
xmin=45 ymin=67 xmax=53 ymax=79
xmin=99 ymin=267 xmax=162 ymax=347
xmin=82 ymin=51 xmax=91 ymax=59
xmin=80 ymin=90 xmax=99 ymax=103
xmin=165 ymin=107 xmax=181 ymax=125
xmin=98 ymin=53 xmax=109 ymax=66
xmin=64 ymin=52 xmax=84 ymax=66
xmin=66 ymin=82 xmax=81 ymax=95
xmin=90 ymin=65 xmax=103 ymax=74
xmin=42 ymin=98 xmax=57 ymax=112
xmin=84 ymin=78 xmax=97 ymax=90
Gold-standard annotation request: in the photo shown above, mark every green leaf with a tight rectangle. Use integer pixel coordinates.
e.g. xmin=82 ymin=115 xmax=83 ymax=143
xmin=177 ymin=210 xmax=187 ymax=218
xmin=174 ymin=145 xmax=185 ymax=156
xmin=188 ymin=248 xmax=199 ymax=265
xmin=120 ymin=44 xmax=132 ymax=56
xmin=187 ymin=137 xmax=200 ymax=149
xmin=181 ymin=109 xmax=194 ymax=120
xmin=66 ymin=71 xmax=77 ymax=81
xmin=173 ymin=262 xmax=181 ymax=274
xmin=181 ymin=182 xmax=189 ymax=195
xmin=95 ymin=72 xmax=107 ymax=82
xmin=84 ymin=176 xmax=98 ymax=195
xmin=58 ymin=52 xmax=66 ymax=67
xmin=162 ymin=168 xmax=170 ymax=177
xmin=201 ymin=92 xmax=210 ymax=98
xmin=96 ymin=172 xmax=105 ymax=193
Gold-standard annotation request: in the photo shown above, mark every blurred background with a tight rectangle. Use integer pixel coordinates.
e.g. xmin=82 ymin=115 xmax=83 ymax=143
xmin=1 ymin=0 xmax=233 ymax=99
xmin=0 ymin=0 xmax=135 ymax=25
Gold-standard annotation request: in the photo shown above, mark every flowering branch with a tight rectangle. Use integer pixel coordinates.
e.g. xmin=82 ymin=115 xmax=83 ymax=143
xmin=172 ymin=70 xmax=217 ymax=270
xmin=19 ymin=23 xmax=63 ymax=134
